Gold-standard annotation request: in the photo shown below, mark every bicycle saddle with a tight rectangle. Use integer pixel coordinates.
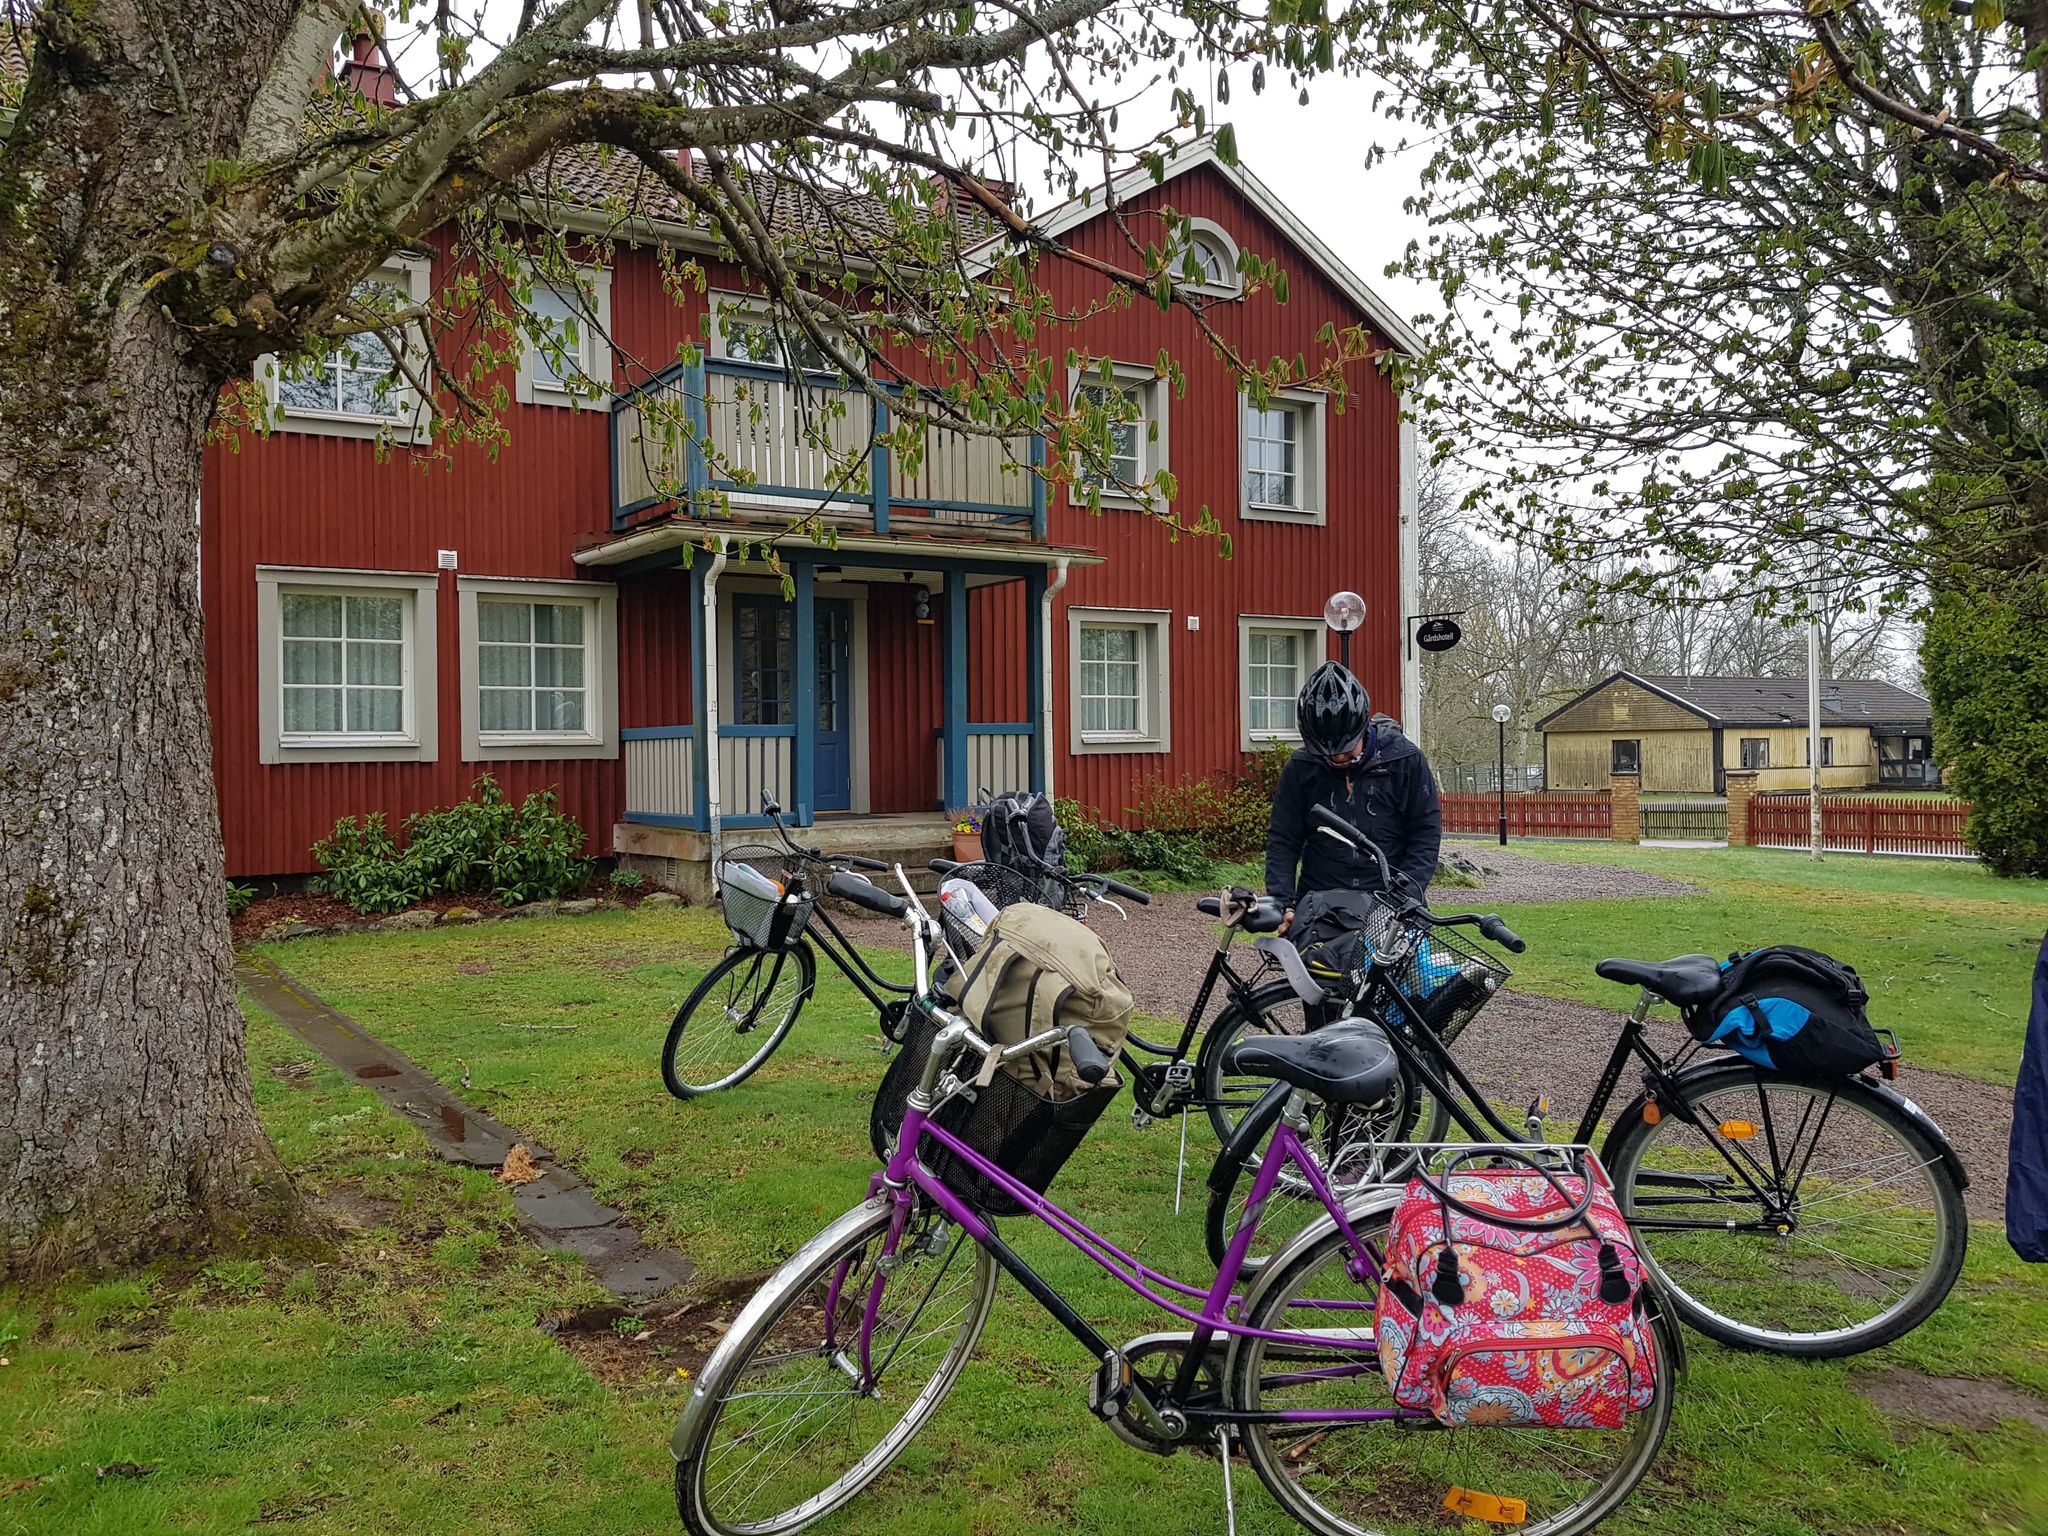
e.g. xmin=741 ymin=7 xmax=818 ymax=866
xmin=1195 ymin=894 xmax=1287 ymax=934
xmin=1595 ymin=954 xmax=1724 ymax=1007
xmin=1222 ymin=1020 xmax=1399 ymax=1107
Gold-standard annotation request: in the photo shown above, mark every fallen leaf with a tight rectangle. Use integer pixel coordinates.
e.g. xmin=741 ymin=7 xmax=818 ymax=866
xmin=2 ymin=1477 xmax=41 ymax=1498
xmin=497 ymin=1144 xmax=542 ymax=1185
xmin=633 ymin=1329 xmax=654 ymax=1343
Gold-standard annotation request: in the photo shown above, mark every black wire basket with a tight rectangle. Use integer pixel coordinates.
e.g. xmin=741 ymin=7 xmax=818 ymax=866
xmin=932 ymin=860 xmax=1073 ymax=961
xmin=715 ymin=844 xmax=815 ymax=951
xmin=1371 ymin=895 xmax=1510 ymax=1044
xmin=868 ymin=1005 xmax=1120 ymax=1216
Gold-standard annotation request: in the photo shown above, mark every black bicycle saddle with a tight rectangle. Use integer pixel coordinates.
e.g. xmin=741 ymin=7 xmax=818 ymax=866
xmin=1595 ymin=954 xmax=1724 ymax=1008
xmin=1222 ymin=1020 xmax=1400 ymax=1106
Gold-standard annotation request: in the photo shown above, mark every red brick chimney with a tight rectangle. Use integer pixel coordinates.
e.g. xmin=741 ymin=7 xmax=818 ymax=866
xmin=338 ymin=16 xmax=400 ymax=107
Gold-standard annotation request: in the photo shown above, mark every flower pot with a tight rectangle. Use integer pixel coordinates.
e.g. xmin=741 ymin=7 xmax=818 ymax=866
xmin=952 ymin=832 xmax=984 ymax=862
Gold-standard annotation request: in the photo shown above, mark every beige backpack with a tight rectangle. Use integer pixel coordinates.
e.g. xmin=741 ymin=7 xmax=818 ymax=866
xmin=954 ymin=903 xmax=1134 ymax=1102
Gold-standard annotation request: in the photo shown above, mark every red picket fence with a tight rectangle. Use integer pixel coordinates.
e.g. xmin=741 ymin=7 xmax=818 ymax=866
xmin=1442 ymin=792 xmax=1612 ymax=839
xmin=1750 ymin=794 xmax=1973 ymax=857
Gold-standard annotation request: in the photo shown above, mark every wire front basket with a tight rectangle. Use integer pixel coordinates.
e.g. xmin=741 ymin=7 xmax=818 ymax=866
xmin=1371 ymin=895 xmax=1511 ymax=1044
xmin=933 ymin=860 xmax=1076 ymax=962
xmin=715 ymin=844 xmax=815 ymax=951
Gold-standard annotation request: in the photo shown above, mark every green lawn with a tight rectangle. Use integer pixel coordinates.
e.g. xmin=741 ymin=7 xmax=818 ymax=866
xmin=1456 ymin=841 xmax=2048 ymax=1086
xmin=3 ymin=899 xmax=2045 ymax=1534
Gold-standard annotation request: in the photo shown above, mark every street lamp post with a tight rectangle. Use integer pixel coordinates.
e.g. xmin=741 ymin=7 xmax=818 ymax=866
xmin=1491 ymin=703 xmax=1513 ymax=847
xmin=1323 ymin=590 xmax=1367 ymax=670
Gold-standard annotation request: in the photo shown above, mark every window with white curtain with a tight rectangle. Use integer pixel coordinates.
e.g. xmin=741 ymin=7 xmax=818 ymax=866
xmin=1246 ymin=629 xmax=1304 ymax=736
xmin=477 ymin=598 xmax=590 ymax=736
xmin=1079 ymin=624 xmax=1145 ymax=736
xmin=279 ymin=589 xmax=411 ymax=739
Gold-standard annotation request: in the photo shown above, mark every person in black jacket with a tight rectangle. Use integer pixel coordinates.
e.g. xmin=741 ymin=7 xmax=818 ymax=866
xmin=1265 ymin=662 xmax=1442 ymax=933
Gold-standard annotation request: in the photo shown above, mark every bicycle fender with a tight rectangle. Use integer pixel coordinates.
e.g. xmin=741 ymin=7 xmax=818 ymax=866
xmin=671 ymin=1196 xmax=890 ymax=1464
xmin=1206 ymin=1080 xmax=1292 ymax=1197
xmin=1602 ymin=1063 xmax=1970 ymax=1192
xmin=1252 ymin=936 xmax=1326 ymax=1006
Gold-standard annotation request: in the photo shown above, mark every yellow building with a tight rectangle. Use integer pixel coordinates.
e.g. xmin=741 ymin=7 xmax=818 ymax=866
xmin=1536 ymin=674 xmax=1938 ymax=794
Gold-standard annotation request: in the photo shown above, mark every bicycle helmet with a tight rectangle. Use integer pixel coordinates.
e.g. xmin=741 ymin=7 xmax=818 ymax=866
xmin=1297 ymin=661 xmax=1372 ymax=760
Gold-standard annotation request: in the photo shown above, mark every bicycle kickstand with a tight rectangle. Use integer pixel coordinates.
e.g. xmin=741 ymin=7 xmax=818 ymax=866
xmin=1216 ymin=1426 xmax=1237 ymax=1536
xmin=1174 ymin=1111 xmax=1190 ymax=1216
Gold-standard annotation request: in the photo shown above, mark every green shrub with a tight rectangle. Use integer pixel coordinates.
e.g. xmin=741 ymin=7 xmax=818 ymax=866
xmin=224 ymin=881 xmax=258 ymax=918
xmin=312 ymin=776 xmax=595 ymax=914
xmin=1923 ymin=586 xmax=2048 ymax=877
xmin=1111 ymin=827 xmax=1218 ymax=884
xmin=1053 ymin=796 xmax=1120 ymax=871
xmin=608 ymin=865 xmax=645 ymax=890
xmin=1127 ymin=743 xmax=1293 ymax=861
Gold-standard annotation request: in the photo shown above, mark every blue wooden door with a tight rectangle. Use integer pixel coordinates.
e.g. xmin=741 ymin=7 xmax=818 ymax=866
xmin=814 ymin=599 xmax=853 ymax=812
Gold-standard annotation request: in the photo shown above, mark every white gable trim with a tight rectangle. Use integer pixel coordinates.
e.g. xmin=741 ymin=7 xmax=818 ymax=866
xmin=1019 ymin=140 xmax=1424 ymax=359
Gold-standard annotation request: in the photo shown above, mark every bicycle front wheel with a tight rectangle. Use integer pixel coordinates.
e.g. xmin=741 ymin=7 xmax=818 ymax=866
xmin=661 ymin=944 xmax=816 ymax=1099
xmin=1602 ymin=1063 xmax=1967 ymax=1357
xmin=1231 ymin=1218 xmax=1676 ymax=1536
xmin=673 ymin=1196 xmax=997 ymax=1536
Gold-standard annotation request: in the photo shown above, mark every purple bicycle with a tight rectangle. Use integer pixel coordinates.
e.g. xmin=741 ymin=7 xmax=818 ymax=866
xmin=669 ymin=872 xmax=1679 ymax=1536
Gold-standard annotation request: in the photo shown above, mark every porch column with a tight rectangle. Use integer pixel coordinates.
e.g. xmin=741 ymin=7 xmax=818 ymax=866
xmin=1024 ymin=565 xmax=1047 ymax=794
xmin=793 ymin=560 xmax=817 ymax=826
xmin=688 ymin=560 xmax=710 ymax=827
xmin=942 ymin=574 xmax=970 ymax=811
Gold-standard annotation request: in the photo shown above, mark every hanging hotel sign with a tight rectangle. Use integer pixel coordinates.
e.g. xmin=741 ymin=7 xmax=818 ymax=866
xmin=1415 ymin=617 xmax=1463 ymax=652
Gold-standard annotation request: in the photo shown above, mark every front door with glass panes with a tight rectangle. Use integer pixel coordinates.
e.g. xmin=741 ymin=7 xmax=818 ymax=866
xmin=732 ymin=595 xmax=852 ymax=814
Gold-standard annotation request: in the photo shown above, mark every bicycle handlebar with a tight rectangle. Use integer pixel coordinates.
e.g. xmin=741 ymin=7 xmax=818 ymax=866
xmin=1305 ymin=804 xmax=1525 ymax=953
xmin=827 ymin=870 xmax=908 ymax=917
xmin=1307 ymin=803 xmax=1398 ymax=891
xmin=1064 ymin=1026 xmax=1111 ymax=1084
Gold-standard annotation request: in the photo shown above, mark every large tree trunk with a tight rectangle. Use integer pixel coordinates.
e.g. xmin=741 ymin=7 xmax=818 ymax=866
xmin=0 ymin=7 xmax=302 ymax=1275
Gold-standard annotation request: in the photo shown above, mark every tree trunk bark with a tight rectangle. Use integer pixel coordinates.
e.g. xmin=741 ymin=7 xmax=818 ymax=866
xmin=0 ymin=11 xmax=303 ymax=1275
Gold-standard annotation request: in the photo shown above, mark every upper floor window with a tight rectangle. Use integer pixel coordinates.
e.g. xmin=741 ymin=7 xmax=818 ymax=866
xmin=711 ymin=293 xmax=839 ymax=374
xmin=263 ymin=255 xmax=433 ymax=442
xmin=1172 ymin=218 xmax=1242 ymax=299
xmin=1240 ymin=388 xmax=1327 ymax=523
xmin=516 ymin=266 xmax=613 ymax=407
xmin=256 ymin=566 xmax=440 ymax=765
xmin=1069 ymin=363 xmax=1168 ymax=504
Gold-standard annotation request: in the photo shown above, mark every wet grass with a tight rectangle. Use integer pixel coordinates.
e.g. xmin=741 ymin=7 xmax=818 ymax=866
xmin=2 ymin=903 xmax=2044 ymax=1533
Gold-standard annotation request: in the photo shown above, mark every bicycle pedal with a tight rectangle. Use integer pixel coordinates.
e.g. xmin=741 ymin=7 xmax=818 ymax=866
xmin=1089 ymin=1350 xmax=1133 ymax=1421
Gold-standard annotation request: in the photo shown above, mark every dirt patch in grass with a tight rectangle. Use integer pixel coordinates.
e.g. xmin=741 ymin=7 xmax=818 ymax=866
xmin=1855 ymin=1367 xmax=2048 ymax=1435
xmin=542 ymin=1273 xmax=771 ymax=1388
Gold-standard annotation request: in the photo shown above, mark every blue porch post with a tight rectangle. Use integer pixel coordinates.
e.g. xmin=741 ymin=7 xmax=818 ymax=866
xmin=793 ymin=560 xmax=817 ymax=827
xmin=683 ymin=355 xmax=711 ymax=516
xmin=871 ymin=395 xmax=892 ymax=534
xmin=688 ymin=561 xmax=710 ymax=828
xmin=1024 ymin=566 xmax=1046 ymax=794
xmin=1028 ymin=434 xmax=1048 ymax=540
xmin=942 ymin=574 xmax=970 ymax=812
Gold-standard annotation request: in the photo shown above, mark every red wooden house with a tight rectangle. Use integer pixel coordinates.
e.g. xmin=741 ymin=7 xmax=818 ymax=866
xmin=201 ymin=139 xmax=1421 ymax=887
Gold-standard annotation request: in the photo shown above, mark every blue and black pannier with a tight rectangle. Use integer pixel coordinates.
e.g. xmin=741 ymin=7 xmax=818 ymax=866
xmin=1693 ymin=945 xmax=1888 ymax=1079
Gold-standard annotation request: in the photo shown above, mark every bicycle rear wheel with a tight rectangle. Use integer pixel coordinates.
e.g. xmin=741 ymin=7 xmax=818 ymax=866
xmin=662 ymin=944 xmax=816 ymax=1099
xmin=673 ymin=1196 xmax=997 ymax=1536
xmin=1230 ymin=1217 xmax=1676 ymax=1536
xmin=1602 ymin=1062 xmax=1967 ymax=1357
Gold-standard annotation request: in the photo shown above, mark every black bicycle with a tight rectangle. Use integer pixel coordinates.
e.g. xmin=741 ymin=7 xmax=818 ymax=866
xmin=660 ymin=795 xmax=915 ymax=1098
xmin=1205 ymin=803 xmax=1971 ymax=1358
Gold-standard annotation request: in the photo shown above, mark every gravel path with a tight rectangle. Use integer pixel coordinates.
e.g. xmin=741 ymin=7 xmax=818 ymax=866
xmin=1438 ymin=844 xmax=1702 ymax=903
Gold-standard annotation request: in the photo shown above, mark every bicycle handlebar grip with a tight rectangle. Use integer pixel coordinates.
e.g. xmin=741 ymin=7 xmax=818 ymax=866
xmin=1479 ymin=915 xmax=1527 ymax=954
xmin=1308 ymin=803 xmax=1361 ymax=843
xmin=843 ymin=855 xmax=889 ymax=873
xmin=928 ymin=858 xmax=963 ymax=875
xmin=1098 ymin=876 xmax=1151 ymax=905
xmin=1064 ymin=1026 xmax=1112 ymax=1084
xmin=826 ymin=870 xmax=908 ymax=917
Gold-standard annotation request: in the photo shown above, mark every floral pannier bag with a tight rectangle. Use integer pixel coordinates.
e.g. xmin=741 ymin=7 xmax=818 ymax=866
xmin=1376 ymin=1149 xmax=1660 ymax=1429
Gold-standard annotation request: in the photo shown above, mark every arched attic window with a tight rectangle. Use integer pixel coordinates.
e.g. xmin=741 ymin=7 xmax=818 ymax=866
xmin=1173 ymin=218 xmax=1242 ymax=298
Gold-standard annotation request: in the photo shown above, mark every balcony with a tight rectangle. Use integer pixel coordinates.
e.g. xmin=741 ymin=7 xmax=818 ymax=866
xmin=611 ymin=356 xmax=1045 ymax=538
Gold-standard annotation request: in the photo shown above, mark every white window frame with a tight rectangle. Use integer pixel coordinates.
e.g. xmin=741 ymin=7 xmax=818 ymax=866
xmin=1176 ymin=217 xmax=1242 ymax=299
xmin=515 ymin=264 xmax=613 ymax=408
xmin=255 ymin=566 xmax=439 ymax=765
xmin=1066 ymin=361 xmax=1169 ymax=507
xmin=708 ymin=290 xmax=844 ymax=375
xmin=1067 ymin=606 xmax=1172 ymax=754
xmin=457 ymin=577 xmax=619 ymax=761
xmin=258 ymin=254 xmax=434 ymax=443
xmin=1238 ymin=617 xmax=1323 ymax=749
xmin=1240 ymin=387 xmax=1328 ymax=524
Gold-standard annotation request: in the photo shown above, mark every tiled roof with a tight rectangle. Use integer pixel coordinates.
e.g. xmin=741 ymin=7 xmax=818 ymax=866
xmin=1629 ymin=674 xmax=1930 ymax=727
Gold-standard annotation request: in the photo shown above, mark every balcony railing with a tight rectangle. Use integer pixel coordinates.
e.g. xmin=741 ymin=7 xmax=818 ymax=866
xmin=612 ymin=357 xmax=1045 ymax=537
